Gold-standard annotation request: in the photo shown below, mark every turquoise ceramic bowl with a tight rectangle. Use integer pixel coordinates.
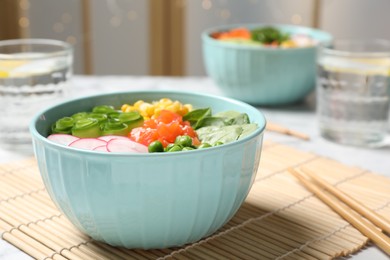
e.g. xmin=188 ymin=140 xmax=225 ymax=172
xmin=202 ymin=24 xmax=333 ymax=105
xmin=29 ymin=90 xmax=266 ymax=249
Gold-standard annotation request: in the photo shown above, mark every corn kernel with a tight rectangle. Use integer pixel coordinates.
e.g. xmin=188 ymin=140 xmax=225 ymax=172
xmin=159 ymin=98 xmax=172 ymax=105
xmin=125 ymin=107 xmax=136 ymax=113
xmin=281 ymin=40 xmax=296 ymax=48
xmin=134 ymin=100 xmax=144 ymax=108
xmin=145 ymin=105 xmax=155 ymax=117
xmin=153 ymin=107 xmax=162 ymax=117
xmin=184 ymin=104 xmax=193 ymax=111
xmin=122 ymin=98 xmax=193 ymax=120
xmin=121 ymin=104 xmax=129 ymax=112
xmin=180 ymin=106 xmax=189 ymax=116
xmin=138 ymin=103 xmax=151 ymax=117
xmin=167 ymin=101 xmax=180 ymax=112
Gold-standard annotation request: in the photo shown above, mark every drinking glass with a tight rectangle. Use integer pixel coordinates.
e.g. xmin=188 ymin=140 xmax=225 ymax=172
xmin=317 ymin=39 xmax=390 ymax=147
xmin=0 ymin=39 xmax=73 ymax=145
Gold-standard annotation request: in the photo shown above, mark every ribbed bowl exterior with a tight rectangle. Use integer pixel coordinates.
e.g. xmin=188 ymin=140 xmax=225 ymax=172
xmin=30 ymin=91 xmax=266 ymax=249
xmin=202 ymin=24 xmax=333 ymax=105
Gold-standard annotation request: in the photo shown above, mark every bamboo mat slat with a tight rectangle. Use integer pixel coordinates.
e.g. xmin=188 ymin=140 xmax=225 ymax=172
xmin=1 ymin=141 xmax=389 ymax=260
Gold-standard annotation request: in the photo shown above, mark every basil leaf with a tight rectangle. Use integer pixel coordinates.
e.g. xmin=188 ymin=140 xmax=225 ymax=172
xmin=183 ymin=108 xmax=212 ymax=128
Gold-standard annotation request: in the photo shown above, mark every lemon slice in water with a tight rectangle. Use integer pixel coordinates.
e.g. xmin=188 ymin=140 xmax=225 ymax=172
xmin=322 ymin=57 xmax=390 ymax=76
xmin=0 ymin=60 xmax=28 ymax=78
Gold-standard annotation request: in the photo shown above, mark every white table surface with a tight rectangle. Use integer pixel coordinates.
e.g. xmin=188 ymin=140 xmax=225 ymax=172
xmin=1 ymin=76 xmax=389 ymax=260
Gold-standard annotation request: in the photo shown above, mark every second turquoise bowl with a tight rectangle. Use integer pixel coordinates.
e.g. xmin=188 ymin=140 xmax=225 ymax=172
xmin=30 ymin=90 xmax=266 ymax=249
xmin=202 ymin=24 xmax=333 ymax=105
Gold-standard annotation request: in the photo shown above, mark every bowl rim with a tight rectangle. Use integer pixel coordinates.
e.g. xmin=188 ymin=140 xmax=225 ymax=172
xmin=29 ymin=89 xmax=266 ymax=157
xmin=202 ymin=23 xmax=333 ymax=51
xmin=0 ymin=38 xmax=73 ymax=60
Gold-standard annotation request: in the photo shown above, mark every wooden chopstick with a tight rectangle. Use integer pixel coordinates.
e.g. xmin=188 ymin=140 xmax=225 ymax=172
xmin=301 ymin=167 xmax=390 ymax=235
xmin=266 ymin=122 xmax=310 ymax=141
xmin=289 ymin=167 xmax=390 ymax=255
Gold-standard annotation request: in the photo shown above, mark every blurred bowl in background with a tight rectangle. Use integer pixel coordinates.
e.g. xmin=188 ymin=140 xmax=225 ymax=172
xmin=30 ymin=90 xmax=266 ymax=249
xmin=202 ymin=24 xmax=333 ymax=105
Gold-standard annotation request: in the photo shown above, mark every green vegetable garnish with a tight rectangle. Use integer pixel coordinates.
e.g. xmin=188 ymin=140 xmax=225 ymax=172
xmin=194 ymin=110 xmax=257 ymax=146
xmin=117 ymin=111 xmax=144 ymax=130
xmin=183 ymin=108 xmax=212 ymax=129
xmin=107 ymin=111 xmax=121 ymax=119
xmin=197 ymin=143 xmax=212 ymax=149
xmin=51 ymin=117 xmax=74 ymax=134
xmin=52 ymin=105 xmax=146 ymax=138
xmin=195 ymin=117 xmax=226 ymax=128
xmin=101 ymin=120 xmax=129 ymax=136
xmin=214 ymin=110 xmax=250 ymax=125
xmin=166 ymin=145 xmax=182 ymax=152
xmin=164 ymin=143 xmax=176 ymax=152
xmin=92 ymin=105 xmax=116 ymax=114
xmin=182 ymin=147 xmax=195 ymax=151
xmin=197 ymin=125 xmax=243 ymax=145
xmin=87 ymin=113 xmax=108 ymax=125
xmin=71 ymin=118 xmax=101 ymax=138
xmin=251 ymin=27 xmax=290 ymax=45
xmin=174 ymin=135 xmax=193 ymax=147
xmin=71 ymin=112 xmax=88 ymax=121
xmin=240 ymin=124 xmax=259 ymax=139
xmin=148 ymin=140 xmax=164 ymax=153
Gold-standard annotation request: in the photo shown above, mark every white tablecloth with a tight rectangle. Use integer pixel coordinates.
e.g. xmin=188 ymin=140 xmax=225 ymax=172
xmin=1 ymin=76 xmax=389 ymax=260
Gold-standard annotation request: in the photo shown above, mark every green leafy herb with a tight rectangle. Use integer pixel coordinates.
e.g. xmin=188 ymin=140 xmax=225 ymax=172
xmin=183 ymin=108 xmax=212 ymax=129
xmin=251 ymin=27 xmax=290 ymax=45
xmin=194 ymin=110 xmax=257 ymax=146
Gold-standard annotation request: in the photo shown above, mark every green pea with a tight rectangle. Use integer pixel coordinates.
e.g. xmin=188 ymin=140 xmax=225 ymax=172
xmin=174 ymin=135 xmax=192 ymax=147
xmin=213 ymin=141 xmax=224 ymax=146
xmin=148 ymin=141 xmax=164 ymax=153
xmin=165 ymin=143 xmax=175 ymax=152
xmin=167 ymin=145 xmax=182 ymax=152
xmin=198 ymin=143 xmax=212 ymax=149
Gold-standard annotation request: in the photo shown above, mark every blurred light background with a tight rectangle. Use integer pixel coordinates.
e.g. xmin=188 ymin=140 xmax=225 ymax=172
xmin=1 ymin=0 xmax=389 ymax=76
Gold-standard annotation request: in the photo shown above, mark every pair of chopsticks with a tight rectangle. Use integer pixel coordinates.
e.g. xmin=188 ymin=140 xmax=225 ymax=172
xmin=289 ymin=167 xmax=390 ymax=255
xmin=266 ymin=122 xmax=310 ymax=141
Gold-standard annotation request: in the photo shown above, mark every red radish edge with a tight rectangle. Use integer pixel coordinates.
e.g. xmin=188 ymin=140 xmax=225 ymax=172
xmin=68 ymin=138 xmax=107 ymax=150
xmin=107 ymin=138 xmax=148 ymax=153
xmin=48 ymin=134 xmax=80 ymax=146
xmin=48 ymin=134 xmax=148 ymax=153
xmin=93 ymin=145 xmax=109 ymax=152
xmin=97 ymin=135 xmax=131 ymax=142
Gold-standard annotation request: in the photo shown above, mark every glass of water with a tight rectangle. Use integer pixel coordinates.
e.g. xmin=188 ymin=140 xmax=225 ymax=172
xmin=317 ymin=39 xmax=390 ymax=147
xmin=0 ymin=39 xmax=73 ymax=145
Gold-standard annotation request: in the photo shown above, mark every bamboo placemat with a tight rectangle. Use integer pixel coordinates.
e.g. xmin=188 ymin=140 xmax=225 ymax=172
xmin=1 ymin=141 xmax=389 ymax=260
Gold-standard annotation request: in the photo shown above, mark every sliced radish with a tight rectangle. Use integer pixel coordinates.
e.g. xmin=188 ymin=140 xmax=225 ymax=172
xmin=107 ymin=138 xmax=148 ymax=153
xmin=48 ymin=134 xmax=80 ymax=146
xmin=93 ymin=145 xmax=109 ymax=152
xmin=69 ymin=138 xmax=107 ymax=150
xmin=97 ymin=135 xmax=131 ymax=142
